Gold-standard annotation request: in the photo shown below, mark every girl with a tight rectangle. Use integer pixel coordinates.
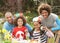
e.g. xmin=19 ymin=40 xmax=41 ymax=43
xmin=12 ymin=17 xmax=29 ymax=40
xmin=14 ymin=12 xmax=32 ymax=33
xmin=30 ymin=17 xmax=54 ymax=43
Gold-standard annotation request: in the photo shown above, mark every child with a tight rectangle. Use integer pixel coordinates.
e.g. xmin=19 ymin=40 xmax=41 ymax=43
xmin=12 ymin=17 xmax=29 ymax=40
xmin=14 ymin=12 xmax=32 ymax=33
xmin=30 ymin=17 xmax=54 ymax=43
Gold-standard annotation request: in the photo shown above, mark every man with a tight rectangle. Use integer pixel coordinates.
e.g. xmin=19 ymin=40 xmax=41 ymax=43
xmin=3 ymin=12 xmax=14 ymax=33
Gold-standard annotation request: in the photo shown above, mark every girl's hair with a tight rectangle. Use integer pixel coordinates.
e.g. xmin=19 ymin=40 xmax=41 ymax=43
xmin=30 ymin=27 xmax=45 ymax=37
xmin=14 ymin=16 xmax=26 ymax=26
xmin=30 ymin=22 xmax=45 ymax=37
xmin=38 ymin=3 xmax=51 ymax=15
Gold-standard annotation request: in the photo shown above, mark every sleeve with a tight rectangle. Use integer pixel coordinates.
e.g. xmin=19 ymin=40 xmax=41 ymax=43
xmin=25 ymin=23 xmax=32 ymax=32
xmin=2 ymin=23 xmax=8 ymax=33
xmin=46 ymin=30 xmax=54 ymax=37
xmin=56 ymin=17 xmax=60 ymax=25
xmin=52 ymin=13 xmax=58 ymax=21
xmin=51 ymin=26 xmax=60 ymax=32
xmin=3 ymin=23 xmax=7 ymax=29
xmin=51 ymin=17 xmax=60 ymax=31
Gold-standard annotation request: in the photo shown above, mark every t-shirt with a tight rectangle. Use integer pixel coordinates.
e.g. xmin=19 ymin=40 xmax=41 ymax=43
xmin=12 ymin=26 xmax=27 ymax=39
xmin=39 ymin=13 xmax=58 ymax=28
xmin=25 ymin=23 xmax=32 ymax=32
xmin=3 ymin=21 xmax=14 ymax=32
xmin=32 ymin=30 xmax=47 ymax=43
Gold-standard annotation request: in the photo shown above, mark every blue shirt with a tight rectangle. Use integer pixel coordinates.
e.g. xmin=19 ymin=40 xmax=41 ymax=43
xmin=3 ymin=21 xmax=14 ymax=32
xmin=25 ymin=23 xmax=32 ymax=32
xmin=51 ymin=18 xmax=60 ymax=31
xmin=3 ymin=22 xmax=32 ymax=33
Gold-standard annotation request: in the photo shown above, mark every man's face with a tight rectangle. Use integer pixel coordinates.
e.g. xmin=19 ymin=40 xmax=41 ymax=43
xmin=6 ymin=16 xmax=13 ymax=24
xmin=41 ymin=10 xmax=49 ymax=19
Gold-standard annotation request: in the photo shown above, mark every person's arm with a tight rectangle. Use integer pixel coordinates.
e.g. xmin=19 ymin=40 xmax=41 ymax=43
xmin=25 ymin=23 xmax=32 ymax=32
xmin=12 ymin=28 xmax=15 ymax=38
xmin=2 ymin=22 xmax=8 ymax=33
xmin=44 ymin=27 xmax=54 ymax=37
xmin=51 ymin=18 xmax=60 ymax=31
xmin=56 ymin=17 xmax=60 ymax=25
xmin=3 ymin=22 xmax=7 ymax=29
xmin=25 ymin=29 xmax=30 ymax=39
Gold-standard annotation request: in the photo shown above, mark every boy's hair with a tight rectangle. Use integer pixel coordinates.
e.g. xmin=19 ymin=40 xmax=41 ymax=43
xmin=14 ymin=16 xmax=26 ymax=26
xmin=38 ymin=3 xmax=51 ymax=15
xmin=5 ymin=12 xmax=13 ymax=18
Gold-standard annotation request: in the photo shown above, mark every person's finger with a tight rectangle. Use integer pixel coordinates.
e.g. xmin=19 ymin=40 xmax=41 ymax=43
xmin=38 ymin=17 xmax=41 ymax=22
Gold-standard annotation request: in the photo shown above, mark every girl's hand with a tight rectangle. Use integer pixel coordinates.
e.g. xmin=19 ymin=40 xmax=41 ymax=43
xmin=25 ymin=29 xmax=28 ymax=33
xmin=41 ymin=26 xmax=47 ymax=31
xmin=38 ymin=17 xmax=41 ymax=23
xmin=41 ymin=26 xmax=54 ymax=37
xmin=12 ymin=35 xmax=15 ymax=38
xmin=44 ymin=26 xmax=49 ymax=31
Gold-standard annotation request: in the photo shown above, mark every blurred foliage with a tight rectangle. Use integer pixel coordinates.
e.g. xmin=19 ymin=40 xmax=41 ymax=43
xmin=3 ymin=40 xmax=11 ymax=43
xmin=0 ymin=0 xmax=5 ymax=7
xmin=0 ymin=24 xmax=2 ymax=29
xmin=53 ymin=0 xmax=60 ymax=6
xmin=24 ymin=12 xmax=38 ymax=27
xmin=23 ymin=0 xmax=34 ymax=11
xmin=0 ymin=0 xmax=60 ymax=15
xmin=0 ymin=12 xmax=4 ymax=17
xmin=0 ymin=0 xmax=60 ymax=14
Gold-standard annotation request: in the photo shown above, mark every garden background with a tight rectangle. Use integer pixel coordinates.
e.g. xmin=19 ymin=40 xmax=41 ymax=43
xmin=0 ymin=0 xmax=60 ymax=43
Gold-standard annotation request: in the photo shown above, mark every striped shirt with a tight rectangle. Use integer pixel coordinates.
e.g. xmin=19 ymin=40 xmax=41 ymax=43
xmin=32 ymin=31 xmax=47 ymax=43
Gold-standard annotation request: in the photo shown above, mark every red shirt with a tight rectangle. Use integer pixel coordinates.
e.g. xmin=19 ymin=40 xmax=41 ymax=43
xmin=12 ymin=26 xmax=27 ymax=39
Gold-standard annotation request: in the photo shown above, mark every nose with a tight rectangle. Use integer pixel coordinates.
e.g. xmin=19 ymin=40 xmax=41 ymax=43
xmin=42 ymin=14 xmax=46 ymax=17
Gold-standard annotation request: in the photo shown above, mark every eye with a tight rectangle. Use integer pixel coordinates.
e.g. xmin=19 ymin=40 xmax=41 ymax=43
xmin=7 ymin=16 xmax=12 ymax=18
xmin=34 ymin=24 xmax=38 ymax=26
